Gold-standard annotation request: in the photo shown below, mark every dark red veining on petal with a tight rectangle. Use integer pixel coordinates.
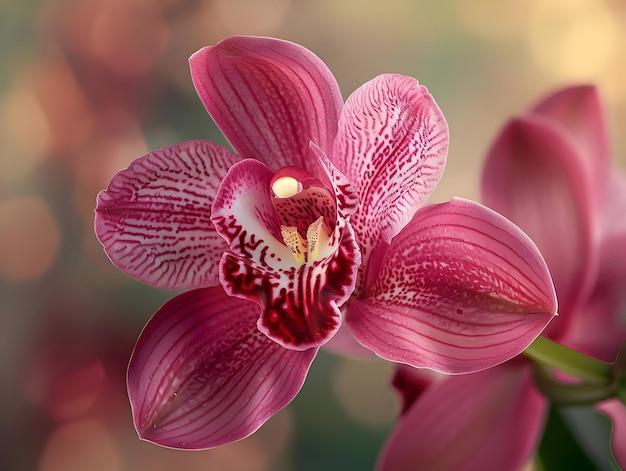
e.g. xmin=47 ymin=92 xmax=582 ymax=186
xmin=219 ymin=223 xmax=360 ymax=350
xmin=95 ymin=140 xmax=239 ymax=289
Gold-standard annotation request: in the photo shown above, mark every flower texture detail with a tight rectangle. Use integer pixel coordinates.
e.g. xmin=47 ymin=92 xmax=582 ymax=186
xmin=378 ymin=85 xmax=626 ymax=471
xmin=95 ymin=36 xmax=557 ymax=450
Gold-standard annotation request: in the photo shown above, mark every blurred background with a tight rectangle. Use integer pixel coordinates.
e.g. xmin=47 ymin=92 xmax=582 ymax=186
xmin=1 ymin=0 xmax=625 ymax=470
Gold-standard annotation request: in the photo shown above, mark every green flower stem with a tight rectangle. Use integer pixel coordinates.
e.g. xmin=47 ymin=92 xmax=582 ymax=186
xmin=523 ymin=336 xmax=613 ymax=386
xmin=532 ymin=364 xmax=616 ymax=406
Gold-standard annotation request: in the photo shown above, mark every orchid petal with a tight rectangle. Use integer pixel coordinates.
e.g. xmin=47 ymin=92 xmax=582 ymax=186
xmin=565 ymin=175 xmax=626 ymax=361
xmin=190 ymin=36 xmax=343 ymax=169
xmin=532 ymin=85 xmax=610 ymax=191
xmin=481 ymin=115 xmax=597 ymax=321
xmin=95 ymin=141 xmax=239 ymax=289
xmin=598 ymin=171 xmax=626 ymax=265
xmin=332 ymin=74 xmax=448 ymax=279
xmin=309 ymin=142 xmax=359 ymax=221
xmin=378 ymin=364 xmax=546 ymax=471
xmin=564 ymin=279 xmax=626 ymax=362
xmin=211 ymin=159 xmax=360 ymax=350
xmin=127 ymin=287 xmax=317 ymax=449
xmin=347 ymin=198 xmax=557 ymax=374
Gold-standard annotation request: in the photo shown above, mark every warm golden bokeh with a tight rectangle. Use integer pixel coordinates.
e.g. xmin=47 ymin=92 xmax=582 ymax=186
xmin=0 ymin=196 xmax=60 ymax=281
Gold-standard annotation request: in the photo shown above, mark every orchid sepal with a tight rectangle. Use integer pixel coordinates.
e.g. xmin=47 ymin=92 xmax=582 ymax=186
xmin=127 ymin=287 xmax=318 ymax=450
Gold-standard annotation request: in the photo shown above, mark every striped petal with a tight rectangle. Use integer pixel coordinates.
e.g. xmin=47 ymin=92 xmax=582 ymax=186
xmin=481 ymin=115 xmax=597 ymax=323
xmin=378 ymin=364 xmax=546 ymax=471
xmin=332 ymin=74 xmax=448 ymax=288
xmin=211 ymin=159 xmax=360 ymax=350
xmin=190 ymin=36 xmax=343 ymax=169
xmin=128 ymin=287 xmax=317 ymax=449
xmin=95 ymin=140 xmax=239 ymax=289
xmin=346 ymin=198 xmax=557 ymax=374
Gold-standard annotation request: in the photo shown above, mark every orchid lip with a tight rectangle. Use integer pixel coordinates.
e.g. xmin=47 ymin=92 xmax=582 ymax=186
xmin=211 ymin=158 xmax=358 ymax=350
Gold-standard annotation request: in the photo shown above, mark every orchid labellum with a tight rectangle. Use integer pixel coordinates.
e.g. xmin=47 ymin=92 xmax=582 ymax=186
xmin=95 ymin=36 xmax=557 ymax=450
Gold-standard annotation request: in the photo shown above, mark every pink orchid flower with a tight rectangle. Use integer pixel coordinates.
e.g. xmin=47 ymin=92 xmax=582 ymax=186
xmin=94 ymin=36 xmax=556 ymax=450
xmin=378 ymin=85 xmax=626 ymax=471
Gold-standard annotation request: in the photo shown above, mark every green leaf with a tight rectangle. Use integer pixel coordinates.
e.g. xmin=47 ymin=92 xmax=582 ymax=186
xmin=538 ymin=405 xmax=619 ymax=470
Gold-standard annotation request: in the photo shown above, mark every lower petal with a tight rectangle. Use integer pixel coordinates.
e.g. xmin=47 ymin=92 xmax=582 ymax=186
xmin=220 ymin=222 xmax=360 ymax=350
xmin=378 ymin=364 xmax=547 ymax=471
xmin=127 ymin=287 xmax=317 ymax=449
xmin=347 ymin=198 xmax=557 ymax=374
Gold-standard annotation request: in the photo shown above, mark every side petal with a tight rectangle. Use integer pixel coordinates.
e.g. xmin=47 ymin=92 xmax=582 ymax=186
xmin=481 ymin=115 xmax=598 ymax=323
xmin=332 ymin=74 xmax=448 ymax=277
xmin=378 ymin=364 xmax=547 ymax=471
xmin=95 ymin=141 xmax=239 ymax=289
xmin=127 ymin=287 xmax=317 ymax=449
xmin=532 ymin=84 xmax=610 ymax=192
xmin=190 ymin=35 xmax=344 ymax=169
xmin=346 ymin=198 xmax=557 ymax=374
xmin=596 ymin=399 xmax=626 ymax=470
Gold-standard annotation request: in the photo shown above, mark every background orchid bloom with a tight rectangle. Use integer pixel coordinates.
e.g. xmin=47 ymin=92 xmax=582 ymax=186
xmin=378 ymin=85 xmax=626 ymax=471
xmin=95 ymin=36 xmax=556 ymax=450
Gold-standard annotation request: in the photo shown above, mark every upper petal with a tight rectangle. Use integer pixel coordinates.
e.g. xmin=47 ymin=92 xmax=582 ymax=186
xmin=481 ymin=115 xmax=598 ymax=323
xmin=377 ymin=364 xmax=546 ymax=471
xmin=190 ymin=35 xmax=344 ymax=169
xmin=346 ymin=198 xmax=557 ymax=374
xmin=95 ymin=141 xmax=239 ymax=289
xmin=331 ymin=74 xmax=448 ymax=287
xmin=532 ymin=85 xmax=610 ymax=194
xmin=127 ymin=287 xmax=317 ymax=449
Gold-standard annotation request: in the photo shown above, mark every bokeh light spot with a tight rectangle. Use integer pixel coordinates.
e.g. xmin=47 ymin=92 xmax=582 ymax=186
xmin=39 ymin=419 xmax=120 ymax=471
xmin=0 ymin=196 xmax=61 ymax=281
xmin=528 ymin=0 xmax=618 ymax=80
xmin=332 ymin=358 xmax=396 ymax=429
xmin=212 ymin=0 xmax=291 ymax=35
xmin=455 ymin=0 xmax=531 ymax=40
xmin=0 ymin=79 xmax=50 ymax=186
